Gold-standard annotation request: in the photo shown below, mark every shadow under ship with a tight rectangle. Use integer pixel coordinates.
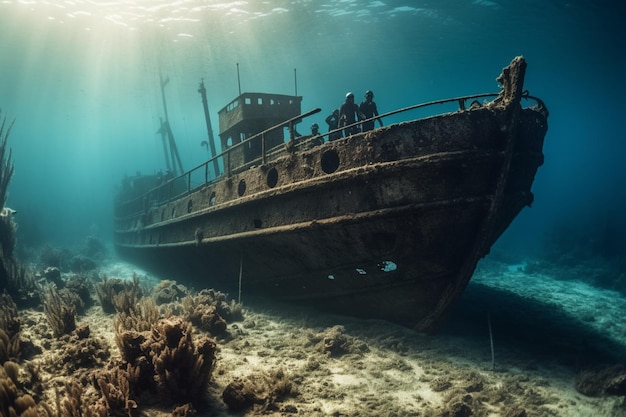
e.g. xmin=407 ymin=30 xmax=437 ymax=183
xmin=114 ymin=57 xmax=549 ymax=331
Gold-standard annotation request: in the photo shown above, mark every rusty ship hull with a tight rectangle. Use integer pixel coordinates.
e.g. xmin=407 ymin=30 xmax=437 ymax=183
xmin=114 ymin=57 xmax=548 ymax=331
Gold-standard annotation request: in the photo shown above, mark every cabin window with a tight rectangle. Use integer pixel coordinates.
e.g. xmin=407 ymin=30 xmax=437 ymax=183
xmin=266 ymin=167 xmax=278 ymax=188
xmin=226 ymin=100 xmax=239 ymax=111
xmin=270 ymin=99 xmax=275 ymax=105
xmin=187 ymin=199 xmax=193 ymax=213
xmin=161 ymin=209 xmax=165 ymax=221
xmin=257 ymin=97 xmax=263 ymax=105
xmin=321 ymin=149 xmax=340 ymax=174
xmin=253 ymin=218 xmax=262 ymax=228
xmin=238 ymin=179 xmax=246 ymax=196
xmin=171 ymin=207 xmax=176 ymax=218
xmin=245 ymin=97 xmax=251 ymax=105
xmin=209 ymin=191 xmax=216 ymax=206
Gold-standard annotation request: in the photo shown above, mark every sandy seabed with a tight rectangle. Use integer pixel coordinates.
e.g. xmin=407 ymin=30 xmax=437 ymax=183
xmin=15 ymin=258 xmax=626 ymax=417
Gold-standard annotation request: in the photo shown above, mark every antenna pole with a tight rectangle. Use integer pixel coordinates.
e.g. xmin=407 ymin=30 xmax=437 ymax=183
xmin=294 ymin=68 xmax=297 ymax=96
xmin=237 ymin=62 xmax=242 ymax=96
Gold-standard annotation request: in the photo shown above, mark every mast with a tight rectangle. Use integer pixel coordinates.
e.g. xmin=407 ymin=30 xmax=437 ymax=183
xmin=156 ymin=117 xmax=171 ymax=173
xmin=159 ymin=72 xmax=184 ymax=175
xmin=198 ymin=79 xmax=219 ymax=177
xmin=294 ymin=68 xmax=297 ymax=96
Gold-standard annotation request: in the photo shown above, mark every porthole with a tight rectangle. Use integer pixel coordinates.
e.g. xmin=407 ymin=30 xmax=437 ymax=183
xmin=321 ymin=149 xmax=340 ymax=174
xmin=209 ymin=191 xmax=216 ymax=206
xmin=267 ymin=167 xmax=278 ymax=188
xmin=187 ymin=199 xmax=193 ymax=213
xmin=379 ymin=260 xmax=397 ymax=272
xmin=238 ymin=179 xmax=246 ymax=196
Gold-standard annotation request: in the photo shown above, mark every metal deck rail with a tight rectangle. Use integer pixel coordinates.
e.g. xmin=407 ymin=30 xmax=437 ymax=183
xmin=115 ymin=91 xmax=545 ymax=219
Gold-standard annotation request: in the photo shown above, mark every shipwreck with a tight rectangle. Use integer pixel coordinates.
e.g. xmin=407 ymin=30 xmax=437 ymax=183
xmin=114 ymin=57 xmax=548 ymax=331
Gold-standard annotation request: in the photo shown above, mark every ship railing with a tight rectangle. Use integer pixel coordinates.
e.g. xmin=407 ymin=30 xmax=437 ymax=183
xmin=115 ymin=91 xmax=545 ymax=220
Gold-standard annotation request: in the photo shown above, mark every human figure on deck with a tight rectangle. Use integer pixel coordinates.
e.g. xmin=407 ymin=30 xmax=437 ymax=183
xmin=325 ymin=108 xmax=341 ymax=141
xmin=308 ymin=123 xmax=323 ymax=148
xmin=338 ymin=92 xmax=365 ymax=137
xmin=359 ymin=90 xmax=383 ymax=132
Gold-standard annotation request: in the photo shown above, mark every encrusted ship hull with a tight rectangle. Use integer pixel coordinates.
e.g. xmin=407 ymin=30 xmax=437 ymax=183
xmin=114 ymin=57 xmax=548 ymax=331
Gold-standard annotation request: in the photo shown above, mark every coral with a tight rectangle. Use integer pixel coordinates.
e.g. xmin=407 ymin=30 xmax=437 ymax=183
xmin=96 ymin=275 xmax=142 ymax=315
xmin=39 ymin=266 xmax=64 ymax=288
xmin=41 ymin=285 xmax=76 ymax=337
xmin=153 ymin=280 xmax=188 ymax=305
xmin=146 ymin=317 xmax=217 ymax=405
xmin=115 ymin=298 xmax=160 ymax=335
xmin=0 ymin=291 xmax=20 ymax=337
xmin=94 ymin=365 xmax=139 ymax=417
xmin=58 ymin=324 xmax=111 ymax=380
xmin=0 ymin=361 xmax=52 ymax=417
xmin=180 ymin=294 xmax=227 ymax=336
xmin=180 ymin=289 xmax=244 ymax=336
xmin=55 ymin=380 xmax=106 ymax=417
xmin=114 ymin=314 xmax=217 ymax=408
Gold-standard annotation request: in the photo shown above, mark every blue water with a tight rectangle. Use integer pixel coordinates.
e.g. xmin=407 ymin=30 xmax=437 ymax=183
xmin=0 ymin=1 xmax=624 ymax=261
